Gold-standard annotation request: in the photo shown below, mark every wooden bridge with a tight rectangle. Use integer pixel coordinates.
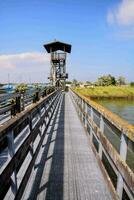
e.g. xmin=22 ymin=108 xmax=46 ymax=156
xmin=0 ymin=89 xmax=134 ymax=200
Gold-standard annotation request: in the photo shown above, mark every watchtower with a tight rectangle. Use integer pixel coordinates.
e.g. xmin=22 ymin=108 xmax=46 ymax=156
xmin=44 ymin=40 xmax=71 ymax=88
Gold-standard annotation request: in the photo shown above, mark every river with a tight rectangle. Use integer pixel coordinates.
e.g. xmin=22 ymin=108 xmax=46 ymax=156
xmin=95 ymin=99 xmax=134 ymax=125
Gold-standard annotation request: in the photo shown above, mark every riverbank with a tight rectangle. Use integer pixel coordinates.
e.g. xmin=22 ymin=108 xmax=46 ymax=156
xmin=74 ymin=86 xmax=134 ymax=99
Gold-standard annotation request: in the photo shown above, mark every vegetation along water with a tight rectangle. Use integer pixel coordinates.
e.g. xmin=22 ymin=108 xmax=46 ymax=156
xmin=75 ymin=86 xmax=134 ymax=125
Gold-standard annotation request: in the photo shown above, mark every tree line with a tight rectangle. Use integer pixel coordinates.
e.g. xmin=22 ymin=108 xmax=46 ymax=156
xmin=72 ymin=74 xmax=134 ymax=87
xmin=95 ymin=75 xmax=125 ymax=86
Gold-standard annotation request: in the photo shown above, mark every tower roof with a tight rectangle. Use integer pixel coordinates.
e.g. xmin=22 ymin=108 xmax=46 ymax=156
xmin=44 ymin=40 xmax=71 ymax=53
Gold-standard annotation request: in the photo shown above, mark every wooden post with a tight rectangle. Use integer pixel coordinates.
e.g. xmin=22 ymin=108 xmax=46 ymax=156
xmin=11 ymin=99 xmax=16 ymax=116
xmin=81 ymin=99 xmax=84 ymax=121
xmin=33 ymin=90 xmax=40 ymax=103
xmin=91 ymin=107 xmax=94 ymax=120
xmin=7 ymin=130 xmax=18 ymax=195
xmin=99 ymin=115 xmax=104 ymax=159
xmin=15 ymin=96 xmax=21 ymax=113
xmin=21 ymin=93 xmax=25 ymax=111
xmin=117 ymin=134 xmax=128 ymax=199
xmin=29 ymin=115 xmax=34 ymax=157
xmin=84 ymin=102 xmax=88 ymax=129
xmin=44 ymin=88 xmax=47 ymax=96
xmin=36 ymin=90 xmax=40 ymax=101
xmin=90 ymin=107 xmax=94 ymax=142
xmin=77 ymin=96 xmax=79 ymax=114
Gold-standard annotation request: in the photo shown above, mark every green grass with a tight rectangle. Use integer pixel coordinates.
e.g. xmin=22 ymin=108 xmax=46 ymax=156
xmin=74 ymin=86 xmax=134 ymax=98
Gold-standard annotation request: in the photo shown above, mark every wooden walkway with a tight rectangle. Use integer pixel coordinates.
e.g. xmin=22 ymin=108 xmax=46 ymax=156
xmin=22 ymin=92 xmax=113 ymax=200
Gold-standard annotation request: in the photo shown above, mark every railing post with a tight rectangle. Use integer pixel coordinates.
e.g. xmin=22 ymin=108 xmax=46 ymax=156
xmin=11 ymin=99 xmax=16 ymax=116
xmin=80 ymin=98 xmax=83 ymax=120
xmin=81 ymin=99 xmax=84 ymax=121
xmin=84 ymin=102 xmax=88 ymax=128
xmin=99 ymin=115 xmax=104 ymax=159
xmin=119 ymin=134 xmax=128 ymax=161
xmin=33 ymin=90 xmax=40 ymax=103
xmin=43 ymin=88 xmax=47 ymax=97
xmin=117 ymin=133 xmax=128 ymax=199
xmin=90 ymin=107 xmax=94 ymax=141
xmin=91 ymin=107 xmax=93 ymax=119
xmin=76 ymin=97 xmax=79 ymax=113
xmin=36 ymin=90 xmax=40 ymax=101
xmin=7 ymin=130 xmax=18 ymax=195
xmin=77 ymin=96 xmax=80 ymax=115
xmin=21 ymin=93 xmax=25 ymax=111
xmin=15 ymin=95 xmax=21 ymax=113
xmin=29 ymin=115 xmax=34 ymax=157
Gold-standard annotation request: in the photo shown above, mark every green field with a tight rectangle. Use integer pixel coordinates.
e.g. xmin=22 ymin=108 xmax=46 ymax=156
xmin=74 ymin=86 xmax=134 ymax=98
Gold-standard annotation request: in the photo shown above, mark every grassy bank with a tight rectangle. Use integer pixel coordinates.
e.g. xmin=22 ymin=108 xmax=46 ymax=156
xmin=74 ymin=86 xmax=134 ymax=98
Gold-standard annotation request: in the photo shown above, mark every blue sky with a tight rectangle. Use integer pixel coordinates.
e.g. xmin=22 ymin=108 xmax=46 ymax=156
xmin=0 ymin=0 xmax=134 ymax=83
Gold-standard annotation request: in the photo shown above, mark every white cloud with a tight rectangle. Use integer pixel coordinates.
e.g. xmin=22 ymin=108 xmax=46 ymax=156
xmin=107 ymin=0 xmax=134 ymax=26
xmin=0 ymin=52 xmax=50 ymax=82
xmin=0 ymin=52 xmax=49 ymax=69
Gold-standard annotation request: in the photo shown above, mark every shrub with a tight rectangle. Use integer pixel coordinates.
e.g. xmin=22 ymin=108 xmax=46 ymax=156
xmin=130 ymin=82 xmax=134 ymax=87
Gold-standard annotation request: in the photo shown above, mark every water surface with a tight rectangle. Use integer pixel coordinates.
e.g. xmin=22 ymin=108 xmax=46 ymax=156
xmin=95 ymin=99 xmax=134 ymax=125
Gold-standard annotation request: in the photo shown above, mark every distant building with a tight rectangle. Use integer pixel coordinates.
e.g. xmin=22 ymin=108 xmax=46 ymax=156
xmin=79 ymin=82 xmax=93 ymax=88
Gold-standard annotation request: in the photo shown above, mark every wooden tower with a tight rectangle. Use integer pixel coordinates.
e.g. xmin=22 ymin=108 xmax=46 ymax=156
xmin=44 ymin=40 xmax=71 ymax=89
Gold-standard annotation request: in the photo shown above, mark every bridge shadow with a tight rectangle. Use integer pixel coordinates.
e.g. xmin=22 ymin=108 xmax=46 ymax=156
xmin=28 ymin=93 xmax=65 ymax=200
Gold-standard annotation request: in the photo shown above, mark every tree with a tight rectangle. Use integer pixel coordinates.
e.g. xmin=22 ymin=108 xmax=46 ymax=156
xmin=16 ymin=83 xmax=28 ymax=93
xmin=86 ymin=81 xmax=91 ymax=85
xmin=96 ymin=74 xmax=117 ymax=86
xmin=66 ymin=81 xmax=72 ymax=84
xmin=72 ymin=79 xmax=78 ymax=87
xmin=118 ymin=76 xmax=126 ymax=86
xmin=34 ymin=83 xmax=41 ymax=90
xmin=130 ymin=82 xmax=134 ymax=87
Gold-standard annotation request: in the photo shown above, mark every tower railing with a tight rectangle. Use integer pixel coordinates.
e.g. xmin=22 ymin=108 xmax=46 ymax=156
xmin=51 ymin=52 xmax=66 ymax=61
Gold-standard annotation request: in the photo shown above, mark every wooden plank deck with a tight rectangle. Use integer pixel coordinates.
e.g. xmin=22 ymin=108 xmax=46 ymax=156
xmin=22 ymin=92 xmax=113 ymax=200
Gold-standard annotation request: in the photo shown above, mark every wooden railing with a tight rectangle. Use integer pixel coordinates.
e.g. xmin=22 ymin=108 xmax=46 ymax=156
xmin=51 ymin=52 xmax=66 ymax=61
xmin=70 ymin=89 xmax=134 ymax=200
xmin=0 ymin=87 xmax=55 ymax=123
xmin=0 ymin=89 xmax=61 ymax=200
